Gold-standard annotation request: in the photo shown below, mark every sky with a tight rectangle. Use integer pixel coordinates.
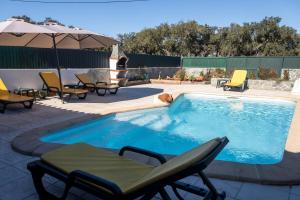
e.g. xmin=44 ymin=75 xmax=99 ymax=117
xmin=1 ymin=0 xmax=300 ymax=38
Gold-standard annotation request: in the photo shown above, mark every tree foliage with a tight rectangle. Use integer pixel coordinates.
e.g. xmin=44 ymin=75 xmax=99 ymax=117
xmin=11 ymin=15 xmax=67 ymax=26
xmin=118 ymin=17 xmax=300 ymax=56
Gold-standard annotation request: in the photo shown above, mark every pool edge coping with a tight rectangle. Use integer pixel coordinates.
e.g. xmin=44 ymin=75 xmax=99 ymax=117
xmin=11 ymin=92 xmax=300 ymax=186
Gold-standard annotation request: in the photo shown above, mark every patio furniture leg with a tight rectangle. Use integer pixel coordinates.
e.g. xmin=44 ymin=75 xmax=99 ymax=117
xmin=89 ymin=87 xmax=96 ymax=93
xmin=96 ymin=88 xmax=107 ymax=96
xmin=67 ymin=94 xmax=72 ymax=101
xmin=172 ymin=180 xmax=208 ymax=197
xmin=240 ymin=83 xmax=245 ymax=92
xmin=109 ymin=88 xmax=119 ymax=94
xmin=23 ymin=100 xmax=33 ymax=109
xmin=28 ymin=164 xmax=63 ymax=200
xmin=77 ymin=93 xmax=87 ymax=99
xmin=170 ymin=185 xmax=184 ymax=200
xmin=140 ymin=191 xmax=158 ymax=200
xmin=28 ymin=162 xmax=72 ymax=200
xmin=159 ymin=188 xmax=172 ymax=200
xmin=0 ymin=103 xmax=6 ymax=113
xmin=199 ymin=172 xmax=226 ymax=200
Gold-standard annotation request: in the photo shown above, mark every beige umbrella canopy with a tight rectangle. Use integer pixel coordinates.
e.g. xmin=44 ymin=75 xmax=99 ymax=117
xmin=0 ymin=18 xmax=56 ymax=47
xmin=0 ymin=18 xmax=118 ymax=49
xmin=0 ymin=18 xmax=118 ymax=100
xmin=43 ymin=23 xmax=118 ymax=49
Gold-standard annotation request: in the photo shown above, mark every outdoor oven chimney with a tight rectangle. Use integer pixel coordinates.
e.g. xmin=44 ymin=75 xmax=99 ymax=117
xmin=109 ymin=44 xmax=128 ymax=86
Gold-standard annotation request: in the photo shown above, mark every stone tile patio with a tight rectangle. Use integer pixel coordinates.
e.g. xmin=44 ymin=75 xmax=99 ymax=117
xmin=0 ymin=84 xmax=300 ymax=200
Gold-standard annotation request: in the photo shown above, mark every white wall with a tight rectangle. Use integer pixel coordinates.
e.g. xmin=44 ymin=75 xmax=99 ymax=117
xmin=0 ymin=68 xmax=90 ymax=90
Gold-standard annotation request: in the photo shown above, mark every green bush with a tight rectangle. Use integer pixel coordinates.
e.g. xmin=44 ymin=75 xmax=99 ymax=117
xmin=175 ymin=69 xmax=187 ymax=81
xmin=283 ymin=70 xmax=290 ymax=81
xmin=189 ymin=74 xmax=196 ymax=81
xmin=258 ymin=67 xmax=278 ymax=80
xmin=203 ymin=70 xmax=212 ymax=81
xmin=248 ymin=71 xmax=257 ymax=79
xmin=212 ymin=68 xmax=225 ymax=78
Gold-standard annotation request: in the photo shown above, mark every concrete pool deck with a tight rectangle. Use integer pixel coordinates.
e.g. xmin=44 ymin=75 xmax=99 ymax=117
xmin=1 ymin=84 xmax=300 ymax=199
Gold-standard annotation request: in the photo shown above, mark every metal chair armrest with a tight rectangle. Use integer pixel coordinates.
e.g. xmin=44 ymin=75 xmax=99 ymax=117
xmin=119 ymin=146 xmax=167 ymax=164
xmin=48 ymin=86 xmax=60 ymax=92
xmin=96 ymin=81 xmax=108 ymax=85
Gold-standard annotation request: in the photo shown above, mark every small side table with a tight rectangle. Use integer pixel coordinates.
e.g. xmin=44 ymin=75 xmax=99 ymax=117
xmin=64 ymin=84 xmax=82 ymax=89
xmin=216 ymin=78 xmax=230 ymax=88
xmin=14 ymin=88 xmax=36 ymax=101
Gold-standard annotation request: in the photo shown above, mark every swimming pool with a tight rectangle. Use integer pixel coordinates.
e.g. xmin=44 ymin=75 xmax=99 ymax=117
xmin=41 ymin=94 xmax=295 ymax=164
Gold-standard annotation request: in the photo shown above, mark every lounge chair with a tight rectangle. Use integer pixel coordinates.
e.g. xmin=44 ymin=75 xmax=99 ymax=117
xmin=75 ymin=73 xmax=119 ymax=96
xmin=27 ymin=137 xmax=229 ymax=200
xmin=223 ymin=70 xmax=248 ymax=91
xmin=39 ymin=72 xmax=88 ymax=100
xmin=0 ymin=78 xmax=34 ymax=113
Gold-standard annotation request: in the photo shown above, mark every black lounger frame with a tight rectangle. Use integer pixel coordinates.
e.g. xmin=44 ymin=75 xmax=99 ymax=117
xmin=75 ymin=74 xmax=119 ymax=96
xmin=28 ymin=137 xmax=228 ymax=200
xmin=0 ymin=98 xmax=33 ymax=113
xmin=39 ymin=73 xmax=87 ymax=100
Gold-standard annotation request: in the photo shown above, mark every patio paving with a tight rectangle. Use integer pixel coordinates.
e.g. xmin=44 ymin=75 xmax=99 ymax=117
xmin=0 ymin=84 xmax=300 ymax=200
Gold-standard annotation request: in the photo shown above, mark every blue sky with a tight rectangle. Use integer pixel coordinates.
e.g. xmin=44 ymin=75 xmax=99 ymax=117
xmin=1 ymin=0 xmax=299 ymax=37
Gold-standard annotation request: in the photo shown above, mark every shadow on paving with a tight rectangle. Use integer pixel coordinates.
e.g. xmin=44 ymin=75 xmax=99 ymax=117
xmin=66 ymin=87 xmax=164 ymax=103
xmin=0 ymin=102 xmax=100 ymax=142
xmin=0 ymin=87 xmax=163 ymax=141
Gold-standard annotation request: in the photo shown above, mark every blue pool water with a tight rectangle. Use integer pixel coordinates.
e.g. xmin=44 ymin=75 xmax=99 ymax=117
xmin=41 ymin=94 xmax=295 ymax=164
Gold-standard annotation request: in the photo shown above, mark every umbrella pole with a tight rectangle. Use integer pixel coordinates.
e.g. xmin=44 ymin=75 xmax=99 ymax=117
xmin=51 ymin=33 xmax=64 ymax=103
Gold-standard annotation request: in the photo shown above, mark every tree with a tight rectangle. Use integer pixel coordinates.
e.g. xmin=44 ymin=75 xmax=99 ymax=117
xmin=40 ymin=17 xmax=65 ymax=26
xmin=11 ymin=15 xmax=65 ymax=26
xmin=11 ymin=15 xmax=37 ymax=24
xmin=118 ymin=17 xmax=300 ymax=57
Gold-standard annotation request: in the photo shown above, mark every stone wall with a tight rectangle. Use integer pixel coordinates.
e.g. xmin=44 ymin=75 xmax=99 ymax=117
xmin=247 ymin=79 xmax=294 ymax=91
xmin=87 ymin=68 xmax=110 ymax=83
xmin=185 ymin=68 xmax=225 ymax=77
xmin=281 ymin=69 xmax=300 ymax=81
xmin=127 ymin=67 xmax=180 ymax=80
xmin=211 ymin=77 xmax=294 ymax=91
xmin=85 ymin=67 xmax=180 ymax=83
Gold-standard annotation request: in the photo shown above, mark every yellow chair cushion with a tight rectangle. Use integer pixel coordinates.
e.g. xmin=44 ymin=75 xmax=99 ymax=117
xmin=0 ymin=94 xmax=33 ymax=102
xmin=40 ymin=72 xmax=88 ymax=94
xmin=40 ymin=72 xmax=61 ymax=89
xmin=224 ymin=70 xmax=247 ymax=87
xmin=0 ymin=78 xmax=9 ymax=95
xmin=76 ymin=74 xmax=93 ymax=85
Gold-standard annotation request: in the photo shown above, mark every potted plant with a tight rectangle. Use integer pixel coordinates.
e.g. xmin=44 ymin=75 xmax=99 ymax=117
xmin=196 ymin=71 xmax=205 ymax=82
xmin=174 ymin=69 xmax=187 ymax=81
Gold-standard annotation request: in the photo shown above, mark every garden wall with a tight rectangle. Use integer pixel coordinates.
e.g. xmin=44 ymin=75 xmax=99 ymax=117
xmin=211 ymin=78 xmax=294 ymax=91
xmin=127 ymin=67 xmax=180 ymax=80
xmin=0 ymin=68 xmax=101 ymax=90
xmin=183 ymin=56 xmax=300 ymax=81
xmin=281 ymin=69 xmax=300 ymax=81
xmin=0 ymin=67 xmax=180 ymax=90
xmin=185 ymin=67 xmax=226 ymax=77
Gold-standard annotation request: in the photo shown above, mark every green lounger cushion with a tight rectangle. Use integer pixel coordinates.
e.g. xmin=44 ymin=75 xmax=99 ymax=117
xmin=126 ymin=138 xmax=221 ymax=193
xmin=42 ymin=138 xmax=221 ymax=194
xmin=41 ymin=143 xmax=154 ymax=193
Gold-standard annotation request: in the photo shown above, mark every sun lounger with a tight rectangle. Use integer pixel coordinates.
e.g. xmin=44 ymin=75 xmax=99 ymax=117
xmin=224 ymin=70 xmax=247 ymax=91
xmin=28 ymin=137 xmax=229 ymax=200
xmin=0 ymin=78 xmax=34 ymax=113
xmin=39 ymin=72 xmax=88 ymax=100
xmin=75 ymin=73 xmax=119 ymax=96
